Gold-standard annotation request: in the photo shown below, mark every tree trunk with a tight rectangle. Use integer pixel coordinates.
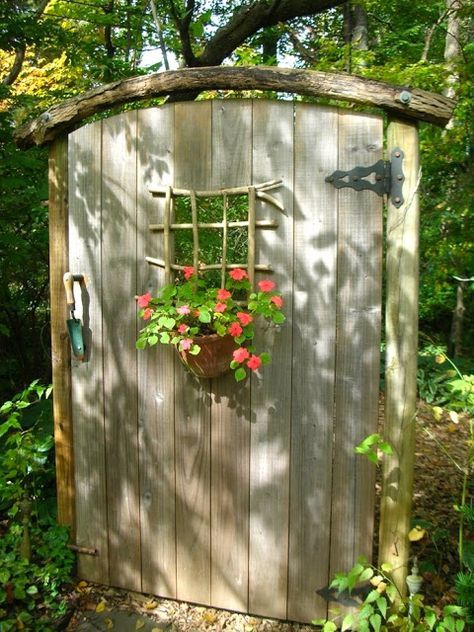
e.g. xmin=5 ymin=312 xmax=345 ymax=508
xmin=444 ymin=0 xmax=462 ymax=100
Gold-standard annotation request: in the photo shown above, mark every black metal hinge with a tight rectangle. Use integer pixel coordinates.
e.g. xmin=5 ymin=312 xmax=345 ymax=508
xmin=325 ymin=148 xmax=405 ymax=208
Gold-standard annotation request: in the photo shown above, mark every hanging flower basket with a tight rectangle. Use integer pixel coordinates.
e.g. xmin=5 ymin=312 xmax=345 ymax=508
xmin=135 ymin=267 xmax=285 ymax=381
xmin=176 ymin=333 xmax=238 ymax=379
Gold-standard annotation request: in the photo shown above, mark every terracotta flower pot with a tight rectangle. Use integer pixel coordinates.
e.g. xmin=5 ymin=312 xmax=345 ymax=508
xmin=176 ymin=333 xmax=238 ymax=379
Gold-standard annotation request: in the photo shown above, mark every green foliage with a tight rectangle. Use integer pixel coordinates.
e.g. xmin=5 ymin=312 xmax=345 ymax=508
xmin=417 ymin=345 xmax=474 ymax=413
xmin=0 ymin=382 xmax=75 ymax=630
xmin=355 ymin=433 xmax=393 ymax=465
xmin=313 ymin=558 xmax=468 ymax=632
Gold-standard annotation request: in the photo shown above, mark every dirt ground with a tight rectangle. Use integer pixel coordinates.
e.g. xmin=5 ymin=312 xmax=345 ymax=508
xmin=63 ymin=400 xmax=470 ymax=631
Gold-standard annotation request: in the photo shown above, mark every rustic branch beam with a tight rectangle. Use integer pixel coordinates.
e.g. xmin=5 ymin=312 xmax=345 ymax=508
xmin=14 ymin=66 xmax=456 ymax=148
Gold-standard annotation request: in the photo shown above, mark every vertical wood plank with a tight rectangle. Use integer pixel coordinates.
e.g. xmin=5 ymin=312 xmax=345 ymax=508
xmin=174 ymin=101 xmax=212 ymax=604
xmin=379 ymin=119 xmax=420 ymax=594
xmin=137 ymin=105 xmax=177 ymax=598
xmin=330 ymin=111 xmax=383 ymax=577
xmin=249 ymin=100 xmax=294 ymax=620
xmin=49 ymin=137 xmax=75 ymax=530
xmin=209 ymin=99 xmax=252 ymax=612
xmin=68 ymin=123 xmax=109 ymax=583
xmin=101 ymin=111 xmax=141 ymax=590
xmin=287 ymin=104 xmax=339 ymax=622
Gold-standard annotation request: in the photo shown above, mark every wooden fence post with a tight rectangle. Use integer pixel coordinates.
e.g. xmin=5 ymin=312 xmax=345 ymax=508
xmin=49 ymin=137 xmax=75 ymax=531
xmin=379 ymin=118 xmax=420 ymax=594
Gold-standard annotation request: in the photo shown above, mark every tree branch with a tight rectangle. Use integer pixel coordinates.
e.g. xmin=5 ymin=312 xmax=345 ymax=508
xmin=198 ymin=0 xmax=348 ymax=66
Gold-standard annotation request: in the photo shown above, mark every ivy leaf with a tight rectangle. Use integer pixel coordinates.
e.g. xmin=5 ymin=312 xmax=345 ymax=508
xmin=235 ymin=367 xmax=246 ymax=382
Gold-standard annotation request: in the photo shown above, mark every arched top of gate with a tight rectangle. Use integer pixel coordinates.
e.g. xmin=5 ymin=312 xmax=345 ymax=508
xmin=14 ymin=66 xmax=455 ymax=148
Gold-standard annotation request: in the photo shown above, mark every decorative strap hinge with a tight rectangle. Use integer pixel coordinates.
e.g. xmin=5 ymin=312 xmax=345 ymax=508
xmin=325 ymin=148 xmax=405 ymax=208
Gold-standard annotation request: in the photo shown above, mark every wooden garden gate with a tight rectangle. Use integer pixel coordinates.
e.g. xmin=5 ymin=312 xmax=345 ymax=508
xmin=67 ymin=99 xmax=383 ymax=623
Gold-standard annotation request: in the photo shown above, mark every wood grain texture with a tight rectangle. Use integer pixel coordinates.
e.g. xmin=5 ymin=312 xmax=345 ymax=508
xmin=173 ymin=101 xmax=212 ymax=604
xmin=101 ymin=111 xmax=141 ymax=590
xmin=287 ymin=104 xmax=339 ymax=622
xmin=137 ymin=105 xmax=177 ymax=598
xmin=15 ymin=66 xmax=455 ymax=147
xmin=329 ymin=110 xmax=383 ymax=578
xmin=249 ymin=100 xmax=293 ymax=620
xmin=48 ymin=137 xmax=75 ymax=529
xmin=68 ymin=122 xmax=109 ymax=582
xmin=209 ymin=99 xmax=252 ymax=612
xmin=379 ymin=119 xmax=420 ymax=594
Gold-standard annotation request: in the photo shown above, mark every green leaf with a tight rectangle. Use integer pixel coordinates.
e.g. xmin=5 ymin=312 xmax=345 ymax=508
xmin=369 ymin=613 xmax=381 ymax=632
xmin=365 ymin=590 xmax=380 ymax=604
xmin=381 ymin=562 xmax=393 ymax=573
xmin=198 ymin=309 xmax=211 ymax=323
xmin=148 ymin=335 xmax=158 ymax=346
xmin=235 ymin=367 xmax=246 ymax=382
xmin=160 ymin=332 xmax=170 ymax=344
xmin=26 ymin=585 xmax=38 ymax=596
xmin=272 ymin=311 xmax=285 ymax=324
xmin=376 ymin=597 xmax=387 ymax=619
xmin=323 ymin=622 xmax=337 ymax=632
xmin=260 ymin=352 xmax=271 ymax=365
xmin=189 ymin=344 xmax=201 ymax=355
xmin=341 ymin=614 xmax=355 ymax=631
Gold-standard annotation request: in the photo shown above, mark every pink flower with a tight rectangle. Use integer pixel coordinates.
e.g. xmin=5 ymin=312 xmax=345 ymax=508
xmin=177 ymin=305 xmax=190 ymax=315
xmin=270 ymin=295 xmax=283 ymax=308
xmin=247 ymin=354 xmax=262 ymax=371
xmin=233 ymin=347 xmax=250 ymax=364
xmin=137 ymin=292 xmax=152 ymax=308
xmin=180 ymin=338 xmax=193 ymax=351
xmin=217 ymin=288 xmax=231 ymax=300
xmin=258 ymin=280 xmax=275 ymax=293
xmin=228 ymin=322 xmax=243 ymax=338
xmin=183 ymin=266 xmax=195 ymax=280
xmin=142 ymin=308 xmax=153 ymax=320
xmin=178 ymin=324 xmax=188 ymax=334
xmin=229 ymin=268 xmax=248 ymax=281
xmin=237 ymin=311 xmax=253 ymax=326
xmin=214 ymin=302 xmax=227 ymax=313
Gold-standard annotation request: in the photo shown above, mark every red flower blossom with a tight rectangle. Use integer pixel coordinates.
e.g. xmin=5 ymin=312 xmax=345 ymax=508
xmin=270 ymin=295 xmax=283 ymax=308
xmin=247 ymin=354 xmax=262 ymax=371
xmin=217 ymin=288 xmax=232 ymax=300
xmin=228 ymin=322 xmax=243 ymax=337
xmin=229 ymin=268 xmax=248 ymax=281
xmin=183 ymin=266 xmax=195 ymax=280
xmin=142 ymin=308 xmax=153 ymax=320
xmin=137 ymin=292 xmax=152 ymax=308
xmin=214 ymin=302 xmax=227 ymax=313
xmin=237 ymin=311 xmax=253 ymax=326
xmin=258 ymin=280 xmax=275 ymax=293
xmin=178 ymin=324 xmax=188 ymax=334
xmin=233 ymin=347 xmax=250 ymax=363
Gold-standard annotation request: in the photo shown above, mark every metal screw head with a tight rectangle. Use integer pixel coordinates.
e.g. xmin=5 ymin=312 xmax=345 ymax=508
xmin=395 ymin=151 xmax=401 ymax=158
xmin=399 ymin=90 xmax=412 ymax=104
xmin=397 ymin=174 xmax=403 ymax=181
xmin=394 ymin=197 xmax=401 ymax=204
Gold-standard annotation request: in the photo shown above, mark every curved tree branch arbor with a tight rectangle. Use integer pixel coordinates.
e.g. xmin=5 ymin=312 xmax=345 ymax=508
xmin=15 ymin=66 xmax=454 ymax=147
xmin=18 ymin=67 xmax=455 ymax=599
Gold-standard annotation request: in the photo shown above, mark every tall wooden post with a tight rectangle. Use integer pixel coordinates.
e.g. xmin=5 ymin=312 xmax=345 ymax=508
xmin=379 ymin=118 xmax=420 ymax=594
xmin=49 ymin=137 xmax=75 ymax=531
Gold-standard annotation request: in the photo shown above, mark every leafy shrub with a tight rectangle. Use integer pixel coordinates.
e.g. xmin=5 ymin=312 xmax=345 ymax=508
xmin=313 ymin=558 xmax=467 ymax=632
xmin=0 ymin=382 xmax=75 ymax=630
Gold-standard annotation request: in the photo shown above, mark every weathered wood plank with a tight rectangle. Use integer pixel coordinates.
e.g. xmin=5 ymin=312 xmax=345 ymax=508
xmin=101 ymin=111 xmax=141 ymax=590
xmin=137 ymin=105 xmax=177 ymax=598
xmin=174 ymin=101 xmax=212 ymax=604
xmin=379 ymin=119 xmax=420 ymax=594
xmin=287 ymin=104 xmax=339 ymax=622
xmin=68 ymin=122 xmax=110 ymax=583
xmin=329 ymin=110 xmax=383 ymax=578
xmin=48 ymin=137 xmax=75 ymax=529
xmin=15 ymin=67 xmax=456 ymax=147
xmin=209 ymin=99 xmax=252 ymax=612
xmin=249 ymin=100 xmax=293 ymax=620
